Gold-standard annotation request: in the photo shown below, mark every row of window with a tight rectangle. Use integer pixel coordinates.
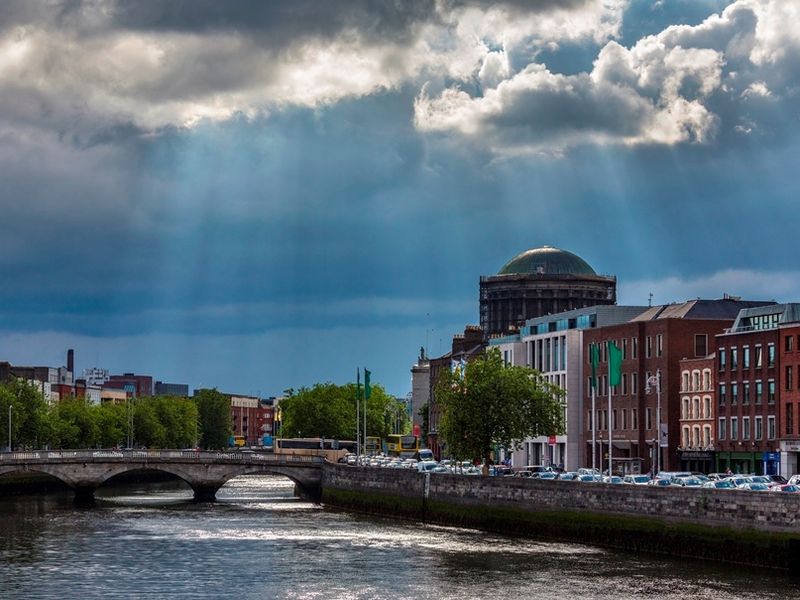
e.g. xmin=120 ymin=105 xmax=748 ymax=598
xmin=588 ymin=407 xmax=665 ymax=432
xmin=680 ymin=425 xmax=712 ymax=449
xmin=587 ymin=370 xmax=663 ymax=398
xmin=680 ymin=396 xmax=712 ymax=420
xmin=680 ymin=369 xmax=712 ymax=393
xmin=718 ymin=380 xmax=775 ymax=405
xmin=717 ymin=415 xmax=776 ymax=441
xmin=718 ymin=343 xmax=776 ymax=371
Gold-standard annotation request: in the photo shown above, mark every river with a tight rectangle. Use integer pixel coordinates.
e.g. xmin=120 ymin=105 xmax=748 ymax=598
xmin=0 ymin=475 xmax=796 ymax=599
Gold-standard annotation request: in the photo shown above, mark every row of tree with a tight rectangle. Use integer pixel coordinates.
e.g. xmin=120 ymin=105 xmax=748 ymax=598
xmin=0 ymin=380 xmax=233 ymax=450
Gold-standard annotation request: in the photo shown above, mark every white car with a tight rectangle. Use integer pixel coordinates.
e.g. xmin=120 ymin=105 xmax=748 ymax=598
xmin=623 ymin=475 xmax=651 ymax=486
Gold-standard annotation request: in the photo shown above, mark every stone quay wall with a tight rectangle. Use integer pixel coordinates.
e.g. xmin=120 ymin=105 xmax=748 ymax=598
xmin=321 ymin=463 xmax=800 ymax=570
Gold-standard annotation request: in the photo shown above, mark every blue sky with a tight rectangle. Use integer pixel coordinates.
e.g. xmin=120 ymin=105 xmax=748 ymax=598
xmin=1 ymin=0 xmax=799 ymax=397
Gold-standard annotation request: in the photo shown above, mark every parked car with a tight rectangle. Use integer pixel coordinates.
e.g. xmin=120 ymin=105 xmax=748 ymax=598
xmin=739 ymin=482 xmax=770 ymax=492
xmin=703 ymin=480 xmax=736 ymax=490
xmin=557 ymin=472 xmax=579 ymax=481
xmin=672 ymin=477 xmax=703 ymax=487
xmin=603 ymin=476 xmax=624 ymax=484
xmin=770 ymin=484 xmax=800 ymax=493
xmin=648 ymin=478 xmax=672 ymax=487
xmin=623 ymin=475 xmax=651 ymax=486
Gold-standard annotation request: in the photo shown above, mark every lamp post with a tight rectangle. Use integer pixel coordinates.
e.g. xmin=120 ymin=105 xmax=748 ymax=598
xmin=646 ymin=371 xmax=662 ymax=477
xmin=7 ymin=404 xmax=11 ymax=453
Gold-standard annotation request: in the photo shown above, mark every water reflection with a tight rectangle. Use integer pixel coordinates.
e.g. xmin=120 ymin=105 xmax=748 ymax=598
xmin=0 ymin=475 xmax=797 ymax=599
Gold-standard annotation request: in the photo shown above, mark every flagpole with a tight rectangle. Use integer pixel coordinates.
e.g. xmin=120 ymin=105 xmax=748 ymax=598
xmin=608 ymin=368 xmax=612 ymax=477
xmin=592 ymin=387 xmax=597 ymax=469
xmin=363 ymin=368 xmax=368 ymax=456
xmin=356 ymin=368 xmax=361 ymax=461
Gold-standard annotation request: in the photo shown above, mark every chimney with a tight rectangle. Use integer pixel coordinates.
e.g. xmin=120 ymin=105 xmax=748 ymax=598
xmin=67 ymin=349 xmax=74 ymax=374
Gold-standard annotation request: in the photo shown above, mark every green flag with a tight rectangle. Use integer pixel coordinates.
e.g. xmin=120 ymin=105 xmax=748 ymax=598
xmin=590 ymin=343 xmax=599 ymax=390
xmin=364 ymin=369 xmax=371 ymax=399
xmin=608 ymin=341 xmax=622 ymax=387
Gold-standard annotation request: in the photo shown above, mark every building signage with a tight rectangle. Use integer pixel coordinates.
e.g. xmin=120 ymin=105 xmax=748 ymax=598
xmin=659 ymin=423 xmax=669 ymax=448
xmin=763 ymin=452 xmax=780 ymax=462
xmin=548 ymin=435 xmax=556 ymax=446
xmin=679 ymin=451 xmax=712 ymax=460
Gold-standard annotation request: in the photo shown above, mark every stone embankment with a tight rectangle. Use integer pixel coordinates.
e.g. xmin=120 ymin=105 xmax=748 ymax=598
xmin=321 ymin=463 xmax=800 ymax=571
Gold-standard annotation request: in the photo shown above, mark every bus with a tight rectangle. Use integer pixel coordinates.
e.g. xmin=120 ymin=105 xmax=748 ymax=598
xmin=364 ymin=436 xmax=381 ymax=456
xmin=228 ymin=435 xmax=247 ymax=448
xmin=385 ymin=434 xmax=419 ymax=458
xmin=273 ymin=438 xmax=355 ymax=462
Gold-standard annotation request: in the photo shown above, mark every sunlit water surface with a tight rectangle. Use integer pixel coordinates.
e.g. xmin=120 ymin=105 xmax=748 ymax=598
xmin=0 ymin=475 xmax=797 ymax=599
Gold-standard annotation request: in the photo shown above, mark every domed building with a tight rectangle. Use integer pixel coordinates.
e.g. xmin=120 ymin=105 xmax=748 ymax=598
xmin=479 ymin=246 xmax=616 ymax=336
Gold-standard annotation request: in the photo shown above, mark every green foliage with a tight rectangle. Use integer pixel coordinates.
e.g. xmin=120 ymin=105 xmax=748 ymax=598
xmin=280 ymin=381 xmax=406 ymax=441
xmin=195 ymin=388 xmax=231 ymax=450
xmin=435 ymin=348 xmax=565 ymax=464
xmin=0 ymin=379 xmax=202 ymax=450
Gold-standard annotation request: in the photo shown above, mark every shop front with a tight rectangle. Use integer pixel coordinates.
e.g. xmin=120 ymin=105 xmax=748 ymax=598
xmin=678 ymin=450 xmax=715 ymax=474
xmin=716 ymin=451 xmax=779 ymax=475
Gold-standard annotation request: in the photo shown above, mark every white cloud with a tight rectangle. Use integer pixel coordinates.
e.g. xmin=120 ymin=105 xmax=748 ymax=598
xmin=618 ymin=269 xmax=800 ymax=307
xmin=413 ymin=0 xmax=800 ymax=154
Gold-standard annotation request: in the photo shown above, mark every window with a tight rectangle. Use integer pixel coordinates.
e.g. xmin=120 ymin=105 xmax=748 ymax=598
xmin=742 ymin=416 xmax=750 ymax=440
xmin=622 ymin=408 xmax=628 ymax=430
xmin=656 ymin=334 xmax=663 ymax=357
xmin=756 ymin=380 xmax=763 ymax=404
xmin=730 ymin=417 xmax=738 ymax=441
xmin=692 ymin=397 xmax=700 ymax=419
xmin=755 ymin=345 xmax=763 ymax=368
xmin=632 ymin=372 xmax=638 ymax=395
xmin=787 ymin=404 xmax=794 ymax=436
xmin=612 ymin=409 xmax=618 ymax=430
xmin=768 ymin=343 xmax=776 ymax=367
xmin=682 ymin=426 xmax=690 ymax=448
xmin=718 ymin=383 xmax=726 ymax=406
xmin=646 ymin=407 xmax=652 ymax=430
xmin=786 ymin=335 xmax=794 ymax=353
xmin=695 ymin=334 xmax=708 ymax=357
xmin=731 ymin=347 xmax=738 ymax=370
xmin=646 ymin=336 xmax=652 ymax=358
xmin=622 ymin=338 xmax=628 ymax=360
xmin=682 ymin=371 xmax=690 ymax=392
xmin=631 ymin=337 xmax=638 ymax=359
xmin=682 ymin=397 xmax=690 ymax=420
xmin=719 ymin=348 xmax=727 ymax=371
xmin=742 ymin=381 xmax=750 ymax=405
xmin=768 ymin=379 xmax=776 ymax=404
xmin=787 ymin=366 xmax=794 ymax=391
xmin=621 ymin=373 xmax=628 ymax=395
xmin=743 ymin=346 xmax=750 ymax=369
xmin=703 ymin=425 xmax=711 ymax=447
xmin=703 ymin=369 xmax=711 ymax=391
xmin=703 ymin=396 xmax=711 ymax=418
xmin=731 ymin=382 xmax=738 ymax=405
xmin=718 ymin=417 xmax=726 ymax=441
xmin=755 ymin=416 xmax=763 ymax=440
xmin=768 ymin=415 xmax=776 ymax=440
xmin=631 ymin=408 xmax=638 ymax=430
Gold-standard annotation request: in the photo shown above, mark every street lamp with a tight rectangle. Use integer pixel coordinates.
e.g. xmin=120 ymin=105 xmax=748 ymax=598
xmin=646 ymin=371 xmax=662 ymax=477
xmin=7 ymin=404 xmax=11 ymax=453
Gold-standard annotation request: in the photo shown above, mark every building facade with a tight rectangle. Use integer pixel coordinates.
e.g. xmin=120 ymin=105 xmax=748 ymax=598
xmin=583 ymin=299 xmax=772 ymax=475
xmin=410 ymin=348 xmax=430 ymax=438
xmin=677 ymin=354 xmax=716 ymax=473
xmin=491 ymin=305 xmax=647 ymax=471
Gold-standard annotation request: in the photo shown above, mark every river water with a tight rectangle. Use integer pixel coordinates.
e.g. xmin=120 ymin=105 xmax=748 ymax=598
xmin=0 ymin=475 xmax=797 ymax=599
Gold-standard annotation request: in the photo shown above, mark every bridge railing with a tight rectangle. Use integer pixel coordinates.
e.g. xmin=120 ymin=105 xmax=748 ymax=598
xmin=0 ymin=450 xmax=323 ymax=465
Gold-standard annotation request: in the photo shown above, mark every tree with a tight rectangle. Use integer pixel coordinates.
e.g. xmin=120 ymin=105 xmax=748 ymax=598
xmin=435 ymin=348 xmax=565 ymax=470
xmin=195 ymin=389 xmax=231 ymax=450
xmin=280 ymin=381 xmax=403 ymax=441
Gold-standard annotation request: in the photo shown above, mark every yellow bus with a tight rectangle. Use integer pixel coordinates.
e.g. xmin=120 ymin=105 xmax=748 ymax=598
xmin=385 ymin=434 xmax=419 ymax=458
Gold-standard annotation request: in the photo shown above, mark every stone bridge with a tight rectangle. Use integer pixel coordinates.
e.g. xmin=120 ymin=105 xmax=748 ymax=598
xmin=0 ymin=450 xmax=324 ymax=503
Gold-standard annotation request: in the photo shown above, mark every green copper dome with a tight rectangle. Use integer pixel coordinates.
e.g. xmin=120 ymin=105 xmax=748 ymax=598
xmin=498 ymin=246 xmax=597 ymax=276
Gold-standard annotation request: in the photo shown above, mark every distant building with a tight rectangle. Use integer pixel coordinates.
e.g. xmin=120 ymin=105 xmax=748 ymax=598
xmin=154 ymin=381 xmax=190 ymax=396
xmin=677 ymin=354 xmax=716 ymax=473
xmin=105 ymin=373 xmax=153 ymax=397
xmin=228 ymin=394 xmax=274 ymax=446
xmin=410 ymin=347 xmax=430 ymax=438
xmin=480 ymin=246 xmax=616 ymax=337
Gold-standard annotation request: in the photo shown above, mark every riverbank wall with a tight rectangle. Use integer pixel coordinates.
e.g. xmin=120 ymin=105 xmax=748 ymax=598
xmin=321 ymin=463 xmax=800 ymax=571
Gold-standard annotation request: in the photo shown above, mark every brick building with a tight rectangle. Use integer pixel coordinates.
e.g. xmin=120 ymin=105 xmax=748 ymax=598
xmin=677 ymin=354 xmax=715 ymax=473
xmin=583 ymin=299 xmax=772 ymax=475
xmin=105 ymin=373 xmax=153 ymax=397
xmin=779 ymin=321 xmax=800 ymax=475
